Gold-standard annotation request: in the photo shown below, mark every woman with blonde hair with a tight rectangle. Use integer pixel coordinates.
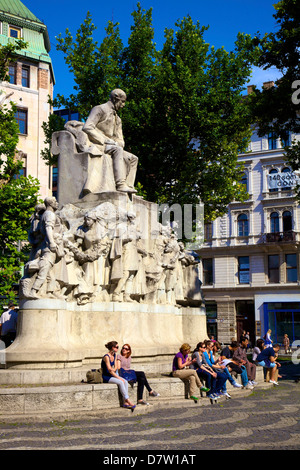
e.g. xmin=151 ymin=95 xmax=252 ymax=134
xmin=264 ymin=329 xmax=273 ymax=348
xmin=172 ymin=343 xmax=203 ymax=402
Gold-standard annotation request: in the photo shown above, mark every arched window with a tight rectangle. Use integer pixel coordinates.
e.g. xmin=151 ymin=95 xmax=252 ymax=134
xmin=270 ymin=212 xmax=279 ymax=233
xmin=283 ymin=210 xmax=292 ymax=232
xmin=269 ymin=168 xmax=278 ymax=192
xmin=237 ymin=213 xmax=249 ymax=236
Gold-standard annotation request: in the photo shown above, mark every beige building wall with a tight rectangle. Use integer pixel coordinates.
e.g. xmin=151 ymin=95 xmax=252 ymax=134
xmin=3 ymin=60 xmax=53 ymax=198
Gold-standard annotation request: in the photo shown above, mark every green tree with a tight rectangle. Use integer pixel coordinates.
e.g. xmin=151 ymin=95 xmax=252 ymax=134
xmin=53 ymin=12 xmax=123 ymax=119
xmin=0 ymin=41 xmax=40 ymax=307
xmin=48 ymin=3 xmax=256 ymax=222
xmin=246 ymin=0 xmax=300 ymax=194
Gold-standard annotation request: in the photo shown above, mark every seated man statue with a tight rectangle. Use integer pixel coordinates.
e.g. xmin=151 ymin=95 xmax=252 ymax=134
xmin=82 ymin=89 xmax=138 ymax=194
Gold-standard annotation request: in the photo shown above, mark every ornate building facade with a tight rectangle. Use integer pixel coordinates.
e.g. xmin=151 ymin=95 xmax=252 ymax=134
xmin=199 ymin=83 xmax=300 ymax=346
xmin=0 ymin=0 xmax=55 ymax=197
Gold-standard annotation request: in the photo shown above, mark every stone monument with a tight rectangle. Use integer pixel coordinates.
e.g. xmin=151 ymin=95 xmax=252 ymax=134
xmin=4 ymin=89 xmax=207 ymax=379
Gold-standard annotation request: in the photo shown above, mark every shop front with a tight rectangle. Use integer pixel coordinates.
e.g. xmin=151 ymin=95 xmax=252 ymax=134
xmin=263 ymin=301 xmax=300 ymax=344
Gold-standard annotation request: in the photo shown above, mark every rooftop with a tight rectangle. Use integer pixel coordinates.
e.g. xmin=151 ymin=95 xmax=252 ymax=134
xmin=0 ymin=0 xmax=44 ymax=25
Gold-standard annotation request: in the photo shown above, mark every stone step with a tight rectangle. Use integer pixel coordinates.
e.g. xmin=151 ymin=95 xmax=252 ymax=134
xmin=0 ymin=367 xmax=272 ymax=421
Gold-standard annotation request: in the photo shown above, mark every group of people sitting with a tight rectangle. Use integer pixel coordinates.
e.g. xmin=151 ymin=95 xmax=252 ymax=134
xmin=101 ymin=334 xmax=281 ymax=410
xmin=172 ymin=336 xmax=257 ymax=402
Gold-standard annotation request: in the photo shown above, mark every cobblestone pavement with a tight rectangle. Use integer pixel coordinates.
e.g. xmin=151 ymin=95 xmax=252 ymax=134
xmin=0 ymin=363 xmax=299 ymax=452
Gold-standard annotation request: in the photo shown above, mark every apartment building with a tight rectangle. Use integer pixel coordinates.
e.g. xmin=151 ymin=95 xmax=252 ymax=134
xmin=0 ymin=0 xmax=55 ymax=197
xmin=199 ymin=86 xmax=300 ymax=346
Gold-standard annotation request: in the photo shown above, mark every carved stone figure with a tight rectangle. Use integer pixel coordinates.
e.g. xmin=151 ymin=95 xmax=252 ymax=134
xmin=21 ymin=87 xmax=204 ymax=308
xmin=27 ymin=203 xmax=46 ymax=262
xmin=110 ymin=211 xmax=140 ymax=302
xmin=21 ymin=194 xmax=203 ymax=308
xmin=67 ymin=210 xmax=111 ymax=304
xmin=28 ymin=197 xmax=68 ymax=299
xmin=82 ymin=89 xmax=138 ymax=194
xmin=162 ymin=234 xmax=181 ymax=305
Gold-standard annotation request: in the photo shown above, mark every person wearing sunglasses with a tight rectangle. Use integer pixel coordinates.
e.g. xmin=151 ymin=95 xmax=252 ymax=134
xmin=118 ymin=344 xmax=160 ymax=405
xmin=101 ymin=340 xmax=136 ymax=410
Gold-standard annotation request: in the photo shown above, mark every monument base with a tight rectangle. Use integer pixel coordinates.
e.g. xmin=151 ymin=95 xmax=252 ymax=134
xmin=3 ymin=299 xmax=207 ymax=377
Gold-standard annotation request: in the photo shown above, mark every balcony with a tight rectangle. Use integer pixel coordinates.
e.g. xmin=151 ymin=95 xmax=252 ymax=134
xmin=264 ymin=231 xmax=296 ymax=243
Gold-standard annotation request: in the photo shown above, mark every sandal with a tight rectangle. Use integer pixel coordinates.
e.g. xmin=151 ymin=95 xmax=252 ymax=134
xmin=123 ymin=404 xmax=136 ymax=410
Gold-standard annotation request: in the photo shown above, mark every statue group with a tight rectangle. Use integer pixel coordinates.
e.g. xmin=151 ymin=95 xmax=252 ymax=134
xmin=20 ymin=89 xmax=202 ymax=308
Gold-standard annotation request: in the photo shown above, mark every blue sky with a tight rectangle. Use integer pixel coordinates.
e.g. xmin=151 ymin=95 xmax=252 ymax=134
xmin=24 ymin=0 xmax=282 ymax=99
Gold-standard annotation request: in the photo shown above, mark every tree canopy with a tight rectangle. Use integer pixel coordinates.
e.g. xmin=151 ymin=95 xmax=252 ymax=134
xmin=245 ymin=0 xmax=300 ymax=195
xmin=48 ymin=3 xmax=259 ymax=222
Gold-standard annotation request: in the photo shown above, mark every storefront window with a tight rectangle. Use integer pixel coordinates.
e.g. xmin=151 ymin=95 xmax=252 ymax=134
xmin=264 ymin=302 xmax=300 ymax=343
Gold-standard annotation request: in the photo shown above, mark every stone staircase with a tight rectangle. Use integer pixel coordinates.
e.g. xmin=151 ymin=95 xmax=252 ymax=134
xmin=0 ymin=366 xmax=273 ymax=421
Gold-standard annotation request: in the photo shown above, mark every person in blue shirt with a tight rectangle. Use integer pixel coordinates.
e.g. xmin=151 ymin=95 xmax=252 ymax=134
xmin=202 ymin=340 xmax=243 ymax=399
xmin=256 ymin=344 xmax=280 ymax=385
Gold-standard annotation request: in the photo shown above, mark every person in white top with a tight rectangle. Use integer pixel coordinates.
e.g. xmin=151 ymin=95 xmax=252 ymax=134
xmin=0 ymin=302 xmax=18 ymax=348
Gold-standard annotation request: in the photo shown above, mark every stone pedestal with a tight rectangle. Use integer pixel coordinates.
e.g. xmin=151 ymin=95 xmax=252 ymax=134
xmin=11 ymin=166 xmax=206 ymax=382
xmin=4 ymin=299 xmax=207 ymax=375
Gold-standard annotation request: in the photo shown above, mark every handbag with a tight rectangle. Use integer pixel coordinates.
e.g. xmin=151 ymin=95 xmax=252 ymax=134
xmin=86 ymin=368 xmax=103 ymax=383
xmin=119 ymin=368 xmax=137 ymax=383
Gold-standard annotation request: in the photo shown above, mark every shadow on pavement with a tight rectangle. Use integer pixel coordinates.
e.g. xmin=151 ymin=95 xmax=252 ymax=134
xmin=277 ymin=360 xmax=300 ymax=382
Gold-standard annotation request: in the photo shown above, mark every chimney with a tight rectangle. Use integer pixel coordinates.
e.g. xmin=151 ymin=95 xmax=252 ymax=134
xmin=263 ymin=81 xmax=274 ymax=90
xmin=247 ymin=85 xmax=255 ymax=94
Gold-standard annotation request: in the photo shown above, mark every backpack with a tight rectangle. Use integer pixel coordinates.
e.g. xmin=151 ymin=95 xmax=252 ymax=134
xmin=85 ymin=368 xmax=103 ymax=384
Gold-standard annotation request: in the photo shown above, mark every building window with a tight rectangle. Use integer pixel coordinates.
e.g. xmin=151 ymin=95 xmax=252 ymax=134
xmin=202 ymin=258 xmax=213 ymax=285
xmin=204 ymin=222 xmax=212 ymax=241
xmin=21 ymin=66 xmax=30 ymax=88
xmin=13 ymin=155 xmax=27 ymax=179
xmin=280 ymin=132 xmax=290 ymax=148
xmin=15 ymin=108 xmax=28 ymax=134
xmin=52 ymin=166 xmax=58 ymax=198
xmin=54 ymin=108 xmax=81 ymax=122
xmin=270 ymin=212 xmax=279 ymax=233
xmin=286 ymin=254 xmax=297 ymax=283
xmin=268 ymin=255 xmax=280 ymax=283
xmin=9 ymin=25 xmax=22 ymax=38
xmin=8 ymin=64 xmax=16 ymax=84
xmin=283 ymin=211 xmax=292 ymax=232
xmin=268 ymin=132 xmax=277 ymax=150
xmin=237 ymin=213 xmax=249 ymax=236
xmin=238 ymin=256 xmax=250 ymax=284
xmin=241 ymin=173 xmax=247 ymax=190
